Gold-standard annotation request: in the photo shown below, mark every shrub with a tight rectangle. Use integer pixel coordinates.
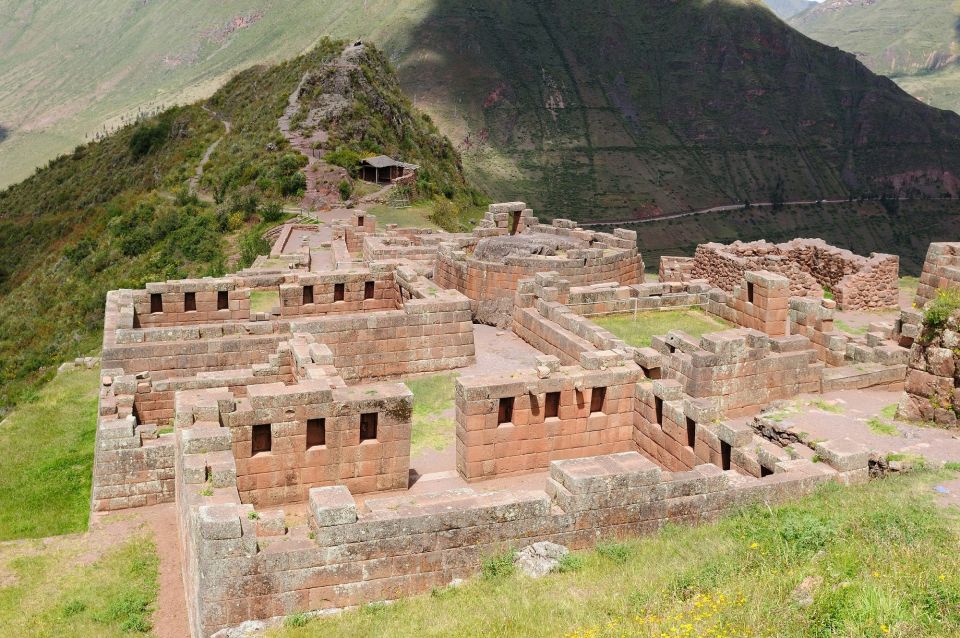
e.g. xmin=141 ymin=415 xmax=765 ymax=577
xmin=128 ymin=119 xmax=170 ymax=158
xmin=280 ymin=172 xmax=307 ymax=197
xmin=923 ymin=288 xmax=960 ymax=332
xmin=556 ymin=553 xmax=585 ymax=573
xmin=429 ymin=196 xmax=460 ymax=232
xmin=338 ymin=179 xmax=353 ymax=201
xmin=284 ymin=612 xmax=310 ymax=628
xmin=259 ymin=201 xmax=284 ymax=223
xmin=481 ymin=551 xmax=516 ymax=579
xmin=324 ymin=147 xmax=363 ymax=175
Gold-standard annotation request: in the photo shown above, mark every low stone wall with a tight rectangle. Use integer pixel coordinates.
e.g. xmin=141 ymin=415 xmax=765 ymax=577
xmin=704 ymin=270 xmax=790 ymax=336
xmin=178 ymin=444 xmax=866 ymax=637
xmin=652 ymin=329 xmax=823 ymax=418
xmin=92 ymin=370 xmax=175 ymax=511
xmin=691 ymin=239 xmax=898 ymax=310
xmin=289 ymin=267 xmax=475 ymax=381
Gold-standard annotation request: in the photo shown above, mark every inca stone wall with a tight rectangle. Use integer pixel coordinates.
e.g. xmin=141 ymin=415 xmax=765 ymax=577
xmin=690 ymin=239 xmax=898 ymax=310
xmin=913 ymin=242 xmax=960 ymax=309
xmin=433 ymin=204 xmax=643 ymax=324
xmin=178 ymin=442 xmax=866 ymax=637
xmin=455 ymin=353 xmax=642 ymax=481
xmin=898 ymin=312 xmax=960 ymax=427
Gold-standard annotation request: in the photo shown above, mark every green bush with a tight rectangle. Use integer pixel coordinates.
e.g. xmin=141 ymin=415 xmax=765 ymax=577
xmin=338 ymin=179 xmax=353 ymax=201
xmin=259 ymin=201 xmax=284 ymax=223
xmin=128 ymin=119 xmax=170 ymax=158
xmin=923 ymin=288 xmax=960 ymax=332
xmin=324 ymin=147 xmax=363 ymax=175
xmin=481 ymin=551 xmax=516 ymax=580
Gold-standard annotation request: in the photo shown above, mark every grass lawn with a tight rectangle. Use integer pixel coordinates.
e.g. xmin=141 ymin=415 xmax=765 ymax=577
xmin=900 ymin=276 xmax=920 ymax=299
xmin=368 ymin=204 xmax=441 ymax=230
xmin=0 ymin=533 xmax=159 ymax=636
xmin=0 ymin=367 xmax=100 ymax=540
xmin=592 ymin=309 xmax=732 ymax=348
xmin=250 ymin=290 xmax=281 ymax=314
xmin=270 ymin=472 xmax=960 ymax=637
xmin=405 ymin=373 xmax=457 ymax=456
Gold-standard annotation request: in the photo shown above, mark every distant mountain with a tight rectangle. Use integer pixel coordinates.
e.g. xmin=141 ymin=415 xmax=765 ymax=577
xmin=789 ymin=0 xmax=960 ymax=112
xmin=763 ymin=0 xmax=817 ymax=19
xmin=5 ymin=0 xmax=960 ymax=217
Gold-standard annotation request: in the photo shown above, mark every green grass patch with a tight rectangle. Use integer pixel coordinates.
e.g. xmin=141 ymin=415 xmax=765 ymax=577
xmin=270 ymin=473 xmax=960 ymax=638
xmin=0 ymin=533 xmax=158 ymax=637
xmin=406 ymin=373 xmax=458 ymax=455
xmin=880 ymin=404 xmax=899 ymax=420
xmin=0 ymin=367 xmax=100 ymax=540
xmin=900 ymin=276 xmax=920 ymax=296
xmin=834 ymin=319 xmax=869 ymax=336
xmin=867 ymin=417 xmax=899 ymax=436
xmin=250 ymin=290 xmax=281 ymax=314
xmin=809 ymin=399 xmax=844 ymax=414
xmin=369 ymin=203 xmax=441 ymax=230
xmin=592 ymin=309 xmax=732 ymax=348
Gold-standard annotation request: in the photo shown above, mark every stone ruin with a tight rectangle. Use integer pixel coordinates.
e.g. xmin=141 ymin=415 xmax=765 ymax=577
xmin=684 ymin=238 xmax=900 ymax=310
xmin=87 ymin=201 xmax=950 ymax=637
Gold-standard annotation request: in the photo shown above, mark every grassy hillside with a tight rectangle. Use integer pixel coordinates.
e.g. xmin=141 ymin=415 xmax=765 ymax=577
xmin=789 ymin=0 xmax=960 ymax=112
xmin=272 ymin=472 xmax=960 ymax=637
xmin=0 ymin=38 xmax=474 ymax=414
xmin=5 ymin=0 xmax=960 ymax=218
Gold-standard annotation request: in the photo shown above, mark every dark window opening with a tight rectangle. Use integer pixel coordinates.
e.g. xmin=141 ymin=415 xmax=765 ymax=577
xmin=334 ymin=283 xmax=345 ymax=302
xmin=545 ymin=392 xmax=561 ymax=419
xmin=360 ymin=413 xmax=378 ymax=442
xmin=640 ymin=365 xmax=662 ymax=380
xmin=654 ymin=397 xmax=663 ymax=425
xmin=509 ymin=211 xmax=521 ymax=235
xmin=357 ymin=215 xmax=365 ymax=227
xmin=184 ymin=292 xmax=196 ymax=312
xmin=217 ymin=290 xmax=229 ymax=310
xmin=760 ymin=465 xmax=774 ymax=478
xmin=720 ymin=441 xmax=732 ymax=471
xmin=746 ymin=281 xmax=755 ymax=304
xmin=150 ymin=293 xmax=163 ymax=313
xmin=590 ymin=387 xmax=606 ymax=414
xmin=303 ymin=285 xmax=314 ymax=305
xmin=686 ymin=417 xmax=697 ymax=448
xmin=498 ymin=397 xmax=514 ymax=425
xmin=307 ymin=418 xmax=326 ymax=448
xmin=666 ymin=344 xmax=676 ymax=354
xmin=251 ymin=424 xmax=271 ymax=455
xmin=364 ymin=281 xmax=375 ymax=300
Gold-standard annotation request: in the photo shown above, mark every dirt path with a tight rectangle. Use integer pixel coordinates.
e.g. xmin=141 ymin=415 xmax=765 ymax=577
xmin=189 ymin=106 xmax=231 ymax=195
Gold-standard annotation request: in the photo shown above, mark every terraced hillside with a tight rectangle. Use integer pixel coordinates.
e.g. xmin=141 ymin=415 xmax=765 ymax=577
xmin=5 ymin=0 xmax=960 ymax=219
xmin=789 ymin=0 xmax=960 ymax=113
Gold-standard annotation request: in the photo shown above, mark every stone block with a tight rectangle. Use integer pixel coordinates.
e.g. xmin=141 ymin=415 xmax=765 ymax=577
xmin=309 ymin=486 xmax=358 ymax=527
xmin=814 ymin=438 xmax=871 ymax=472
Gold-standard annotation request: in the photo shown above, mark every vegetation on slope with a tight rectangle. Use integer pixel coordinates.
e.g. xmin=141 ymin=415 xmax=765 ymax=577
xmin=0 ymin=37 xmax=475 ymax=414
xmin=789 ymin=0 xmax=960 ymax=113
xmin=272 ymin=472 xmax=960 ymax=637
